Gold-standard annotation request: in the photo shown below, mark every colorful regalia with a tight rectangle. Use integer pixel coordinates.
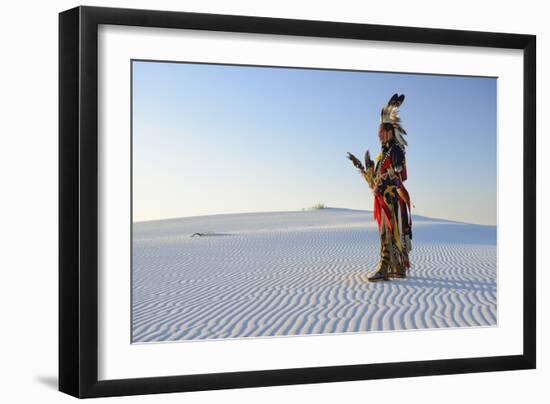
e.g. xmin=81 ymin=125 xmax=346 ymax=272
xmin=347 ymin=94 xmax=412 ymax=281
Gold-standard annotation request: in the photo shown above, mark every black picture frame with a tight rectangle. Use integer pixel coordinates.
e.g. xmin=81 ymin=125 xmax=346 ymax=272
xmin=59 ymin=5 xmax=536 ymax=398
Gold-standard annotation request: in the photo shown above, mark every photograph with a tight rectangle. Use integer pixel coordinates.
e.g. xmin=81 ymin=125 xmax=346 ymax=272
xmin=131 ymin=60 xmax=497 ymax=343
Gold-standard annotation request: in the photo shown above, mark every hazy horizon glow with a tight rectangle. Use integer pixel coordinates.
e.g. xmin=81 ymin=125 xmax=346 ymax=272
xmin=132 ymin=61 xmax=497 ymax=225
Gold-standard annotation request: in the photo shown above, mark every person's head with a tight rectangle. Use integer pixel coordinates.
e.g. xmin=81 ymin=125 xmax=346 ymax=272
xmin=378 ymin=123 xmax=394 ymax=144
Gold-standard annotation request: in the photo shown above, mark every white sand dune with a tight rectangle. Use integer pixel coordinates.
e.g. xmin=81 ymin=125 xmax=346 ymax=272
xmin=132 ymin=208 xmax=496 ymax=343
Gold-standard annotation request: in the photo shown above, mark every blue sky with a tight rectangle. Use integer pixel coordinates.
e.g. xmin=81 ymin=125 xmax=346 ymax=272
xmin=132 ymin=61 xmax=497 ymax=225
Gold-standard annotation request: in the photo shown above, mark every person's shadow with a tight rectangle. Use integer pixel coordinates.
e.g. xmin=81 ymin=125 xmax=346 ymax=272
xmin=35 ymin=375 xmax=58 ymax=390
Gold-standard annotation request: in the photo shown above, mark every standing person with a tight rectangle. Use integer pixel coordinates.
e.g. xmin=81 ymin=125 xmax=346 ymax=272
xmin=347 ymin=94 xmax=412 ymax=282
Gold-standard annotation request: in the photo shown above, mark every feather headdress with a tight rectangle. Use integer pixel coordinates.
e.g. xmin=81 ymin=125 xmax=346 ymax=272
xmin=380 ymin=93 xmax=407 ymax=147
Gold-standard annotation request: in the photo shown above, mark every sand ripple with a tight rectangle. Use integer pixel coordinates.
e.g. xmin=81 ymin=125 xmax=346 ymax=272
xmin=132 ymin=209 xmax=497 ymax=342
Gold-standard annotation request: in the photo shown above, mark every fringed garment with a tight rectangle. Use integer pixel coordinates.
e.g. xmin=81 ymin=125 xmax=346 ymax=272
xmin=362 ymin=139 xmax=412 ymax=274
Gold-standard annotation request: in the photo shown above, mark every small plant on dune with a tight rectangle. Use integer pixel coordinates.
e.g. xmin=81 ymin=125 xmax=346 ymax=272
xmin=301 ymin=202 xmax=327 ymax=211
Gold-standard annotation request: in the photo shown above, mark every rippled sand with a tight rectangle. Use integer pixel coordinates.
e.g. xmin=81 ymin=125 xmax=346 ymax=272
xmin=132 ymin=208 xmax=496 ymax=343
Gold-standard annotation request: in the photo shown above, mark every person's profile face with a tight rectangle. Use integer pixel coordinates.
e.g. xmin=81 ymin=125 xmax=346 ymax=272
xmin=378 ymin=126 xmax=390 ymax=144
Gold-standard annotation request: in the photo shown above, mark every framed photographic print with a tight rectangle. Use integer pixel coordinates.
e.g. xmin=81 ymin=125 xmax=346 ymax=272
xmin=59 ymin=5 xmax=536 ymax=398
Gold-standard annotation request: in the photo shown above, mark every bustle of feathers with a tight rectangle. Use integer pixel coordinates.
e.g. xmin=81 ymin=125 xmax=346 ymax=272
xmin=380 ymin=93 xmax=408 ymax=147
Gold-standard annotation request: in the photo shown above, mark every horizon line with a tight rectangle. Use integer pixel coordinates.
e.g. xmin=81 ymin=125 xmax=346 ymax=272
xmin=133 ymin=206 xmax=497 ymax=227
